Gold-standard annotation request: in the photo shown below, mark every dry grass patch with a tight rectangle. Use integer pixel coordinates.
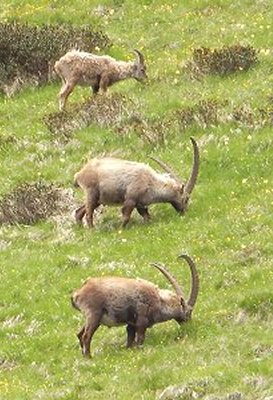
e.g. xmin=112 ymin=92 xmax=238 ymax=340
xmin=233 ymin=103 xmax=273 ymax=128
xmin=0 ymin=182 xmax=76 ymax=225
xmin=0 ymin=358 xmax=17 ymax=371
xmin=0 ymin=134 xmax=18 ymax=149
xmin=117 ymin=114 xmax=173 ymax=145
xmin=45 ymin=93 xmax=177 ymax=145
xmin=43 ymin=93 xmax=132 ymax=137
xmin=176 ymin=99 xmax=226 ymax=130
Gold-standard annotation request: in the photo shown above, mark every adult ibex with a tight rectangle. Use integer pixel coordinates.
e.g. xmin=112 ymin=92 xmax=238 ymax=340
xmin=73 ymin=137 xmax=199 ymax=228
xmin=71 ymin=254 xmax=199 ymax=358
xmin=54 ymin=49 xmax=147 ymax=110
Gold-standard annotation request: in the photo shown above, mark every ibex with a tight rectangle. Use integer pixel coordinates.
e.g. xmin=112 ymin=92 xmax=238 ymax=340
xmin=73 ymin=137 xmax=199 ymax=228
xmin=71 ymin=254 xmax=199 ymax=358
xmin=54 ymin=49 xmax=147 ymax=110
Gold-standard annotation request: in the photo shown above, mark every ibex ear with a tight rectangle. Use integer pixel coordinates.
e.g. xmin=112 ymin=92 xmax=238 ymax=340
xmin=180 ymin=183 xmax=185 ymax=194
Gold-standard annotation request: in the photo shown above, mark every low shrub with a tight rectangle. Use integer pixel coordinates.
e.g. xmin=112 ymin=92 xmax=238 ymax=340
xmin=186 ymin=45 xmax=258 ymax=78
xmin=43 ymin=93 xmax=131 ymax=137
xmin=0 ymin=182 xmax=74 ymax=225
xmin=176 ymin=99 xmax=226 ymax=130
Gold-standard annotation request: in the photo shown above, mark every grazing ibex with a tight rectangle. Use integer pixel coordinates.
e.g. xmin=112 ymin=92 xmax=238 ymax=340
xmin=71 ymin=254 xmax=199 ymax=358
xmin=73 ymin=137 xmax=199 ymax=228
xmin=54 ymin=49 xmax=147 ymax=110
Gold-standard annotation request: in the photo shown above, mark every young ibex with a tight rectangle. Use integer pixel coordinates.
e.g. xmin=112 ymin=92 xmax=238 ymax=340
xmin=54 ymin=49 xmax=147 ymax=110
xmin=73 ymin=137 xmax=199 ymax=228
xmin=71 ymin=254 xmax=199 ymax=358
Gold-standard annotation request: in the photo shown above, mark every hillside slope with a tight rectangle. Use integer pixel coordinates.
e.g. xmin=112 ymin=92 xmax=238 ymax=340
xmin=0 ymin=1 xmax=273 ymax=399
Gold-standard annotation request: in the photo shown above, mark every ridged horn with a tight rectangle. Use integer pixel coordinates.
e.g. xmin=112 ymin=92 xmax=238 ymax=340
xmin=133 ymin=49 xmax=145 ymax=65
xmin=150 ymin=262 xmax=186 ymax=303
xmin=149 ymin=156 xmax=183 ymax=184
xmin=182 ymin=137 xmax=200 ymax=205
xmin=177 ymin=254 xmax=199 ymax=312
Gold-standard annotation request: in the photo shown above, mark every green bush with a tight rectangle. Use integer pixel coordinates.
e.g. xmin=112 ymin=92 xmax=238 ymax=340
xmin=186 ymin=45 xmax=258 ymax=78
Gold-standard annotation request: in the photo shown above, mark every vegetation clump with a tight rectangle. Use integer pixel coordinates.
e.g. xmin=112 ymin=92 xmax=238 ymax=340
xmin=176 ymin=99 xmax=226 ymax=130
xmin=233 ymin=103 xmax=273 ymax=128
xmin=45 ymin=96 xmax=174 ymax=146
xmin=239 ymin=292 xmax=273 ymax=320
xmin=0 ymin=22 xmax=110 ymax=94
xmin=43 ymin=93 xmax=131 ymax=137
xmin=0 ymin=181 xmax=73 ymax=225
xmin=186 ymin=45 xmax=258 ymax=78
xmin=117 ymin=114 xmax=171 ymax=145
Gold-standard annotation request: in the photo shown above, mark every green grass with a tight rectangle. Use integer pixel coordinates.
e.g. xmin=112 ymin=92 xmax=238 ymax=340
xmin=1 ymin=1 xmax=273 ymax=399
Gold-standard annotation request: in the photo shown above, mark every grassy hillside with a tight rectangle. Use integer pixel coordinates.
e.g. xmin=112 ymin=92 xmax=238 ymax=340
xmin=0 ymin=1 xmax=273 ymax=399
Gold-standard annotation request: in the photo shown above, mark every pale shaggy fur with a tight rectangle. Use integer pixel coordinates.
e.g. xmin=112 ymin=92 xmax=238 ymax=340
xmin=71 ymin=254 xmax=199 ymax=357
xmin=54 ymin=49 xmax=147 ymax=110
xmin=73 ymin=137 xmax=200 ymax=228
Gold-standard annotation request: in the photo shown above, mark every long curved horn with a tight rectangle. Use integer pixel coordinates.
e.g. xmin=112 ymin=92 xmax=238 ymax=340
xmin=177 ymin=254 xmax=199 ymax=312
xmin=183 ymin=137 xmax=200 ymax=202
xmin=150 ymin=262 xmax=185 ymax=301
xmin=133 ymin=49 xmax=145 ymax=65
xmin=149 ymin=156 xmax=183 ymax=184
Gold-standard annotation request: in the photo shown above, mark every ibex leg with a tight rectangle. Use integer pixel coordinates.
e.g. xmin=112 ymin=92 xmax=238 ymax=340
xmin=121 ymin=199 xmax=136 ymax=227
xmin=81 ymin=315 xmax=101 ymax=358
xmin=75 ymin=205 xmax=86 ymax=225
xmin=85 ymin=190 xmax=99 ymax=228
xmin=126 ymin=324 xmax=136 ymax=348
xmin=59 ymin=80 xmax=76 ymax=111
xmin=136 ymin=205 xmax=150 ymax=222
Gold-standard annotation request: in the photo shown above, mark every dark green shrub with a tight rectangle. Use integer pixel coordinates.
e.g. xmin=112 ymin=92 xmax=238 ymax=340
xmin=186 ymin=45 xmax=258 ymax=78
xmin=0 ymin=22 xmax=110 ymax=94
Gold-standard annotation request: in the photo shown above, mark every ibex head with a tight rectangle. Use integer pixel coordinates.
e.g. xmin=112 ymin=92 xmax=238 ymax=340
xmin=151 ymin=253 xmax=199 ymax=324
xmin=132 ymin=49 xmax=147 ymax=81
xmin=150 ymin=137 xmax=200 ymax=214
